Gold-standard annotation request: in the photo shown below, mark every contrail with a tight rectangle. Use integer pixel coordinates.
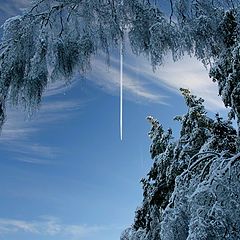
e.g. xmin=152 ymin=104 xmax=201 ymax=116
xmin=120 ymin=39 xmax=123 ymax=141
xmin=120 ymin=0 xmax=124 ymax=141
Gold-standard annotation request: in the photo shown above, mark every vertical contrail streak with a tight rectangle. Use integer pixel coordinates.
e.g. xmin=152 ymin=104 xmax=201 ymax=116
xmin=120 ymin=0 xmax=124 ymax=141
xmin=120 ymin=39 xmax=123 ymax=141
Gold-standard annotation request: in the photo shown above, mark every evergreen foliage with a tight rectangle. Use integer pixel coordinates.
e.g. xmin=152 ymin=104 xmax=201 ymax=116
xmin=121 ymin=90 xmax=239 ymax=240
xmin=1 ymin=2 xmax=240 ymax=239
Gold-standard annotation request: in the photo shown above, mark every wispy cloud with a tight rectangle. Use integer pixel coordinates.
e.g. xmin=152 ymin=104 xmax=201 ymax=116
xmin=44 ymin=79 xmax=78 ymax=97
xmin=0 ymin=216 xmax=120 ymax=239
xmin=8 ymin=143 xmax=58 ymax=158
xmin=14 ymin=156 xmax=52 ymax=164
xmin=88 ymin=45 xmax=225 ymax=111
xmin=134 ymin=54 xmax=225 ymax=111
xmin=88 ymin=53 xmax=168 ymax=104
xmin=0 ymin=98 xmax=84 ymax=164
xmin=0 ymin=218 xmax=37 ymax=234
xmin=1 ymin=99 xmax=83 ymax=141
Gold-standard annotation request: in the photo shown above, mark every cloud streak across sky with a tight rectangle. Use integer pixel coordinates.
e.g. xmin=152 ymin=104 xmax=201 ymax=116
xmin=88 ymin=47 xmax=225 ymax=111
xmin=0 ymin=98 xmax=83 ymax=164
xmin=0 ymin=216 xmax=118 ymax=239
xmin=89 ymin=53 xmax=168 ymax=104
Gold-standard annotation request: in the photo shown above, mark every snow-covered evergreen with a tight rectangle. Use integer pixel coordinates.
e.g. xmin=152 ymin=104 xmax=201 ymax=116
xmin=1 ymin=2 xmax=240 ymax=238
xmin=121 ymin=90 xmax=239 ymax=240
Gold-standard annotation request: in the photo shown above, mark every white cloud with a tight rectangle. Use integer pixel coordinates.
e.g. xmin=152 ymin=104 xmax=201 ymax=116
xmin=0 ymin=99 xmax=84 ymax=163
xmin=1 ymin=100 xmax=83 ymax=142
xmin=140 ymin=55 xmax=225 ymax=111
xmin=40 ymin=100 xmax=83 ymax=112
xmin=8 ymin=143 xmax=58 ymax=158
xmin=0 ymin=218 xmax=37 ymax=234
xmin=15 ymin=156 xmax=52 ymax=164
xmin=0 ymin=217 xmax=119 ymax=239
xmin=44 ymin=79 xmax=78 ymax=97
xmin=88 ymin=54 xmax=167 ymax=104
xmin=88 ymin=46 xmax=225 ymax=111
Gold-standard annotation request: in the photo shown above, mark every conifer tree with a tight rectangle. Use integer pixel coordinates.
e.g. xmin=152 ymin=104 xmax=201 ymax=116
xmin=121 ymin=90 xmax=239 ymax=240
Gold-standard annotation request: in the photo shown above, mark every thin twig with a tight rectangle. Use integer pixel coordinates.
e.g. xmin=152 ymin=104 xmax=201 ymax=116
xmin=29 ymin=0 xmax=45 ymax=13
xmin=169 ymin=0 xmax=174 ymax=24
xmin=67 ymin=4 xmax=78 ymax=22
xmin=59 ymin=9 xmax=64 ymax=37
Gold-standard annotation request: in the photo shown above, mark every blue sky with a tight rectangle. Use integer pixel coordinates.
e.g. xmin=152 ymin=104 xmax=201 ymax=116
xmin=0 ymin=1 xmax=228 ymax=240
